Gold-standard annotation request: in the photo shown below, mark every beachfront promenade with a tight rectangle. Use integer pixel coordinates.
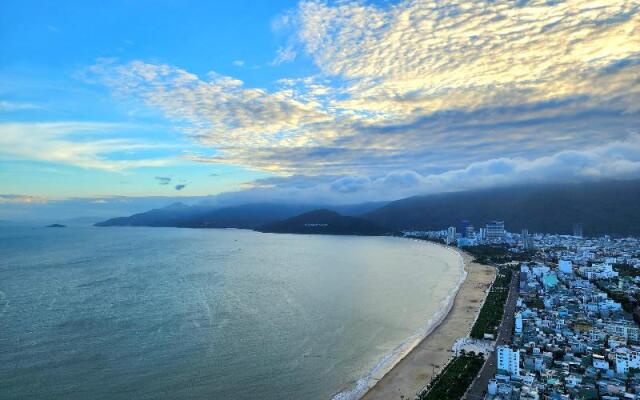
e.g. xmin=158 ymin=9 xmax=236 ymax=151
xmin=464 ymin=268 xmax=519 ymax=399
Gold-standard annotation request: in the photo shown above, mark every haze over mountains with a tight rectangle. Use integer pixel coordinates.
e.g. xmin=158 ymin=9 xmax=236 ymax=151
xmin=96 ymin=179 xmax=640 ymax=236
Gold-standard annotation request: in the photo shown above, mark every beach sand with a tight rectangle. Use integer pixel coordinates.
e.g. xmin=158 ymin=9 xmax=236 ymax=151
xmin=361 ymin=251 xmax=495 ymax=400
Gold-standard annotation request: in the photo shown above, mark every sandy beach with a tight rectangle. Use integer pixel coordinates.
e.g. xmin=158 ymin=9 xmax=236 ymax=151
xmin=361 ymin=249 xmax=496 ymax=400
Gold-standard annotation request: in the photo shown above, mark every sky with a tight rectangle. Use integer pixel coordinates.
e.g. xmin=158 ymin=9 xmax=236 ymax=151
xmin=1 ymin=0 xmax=639 ymax=220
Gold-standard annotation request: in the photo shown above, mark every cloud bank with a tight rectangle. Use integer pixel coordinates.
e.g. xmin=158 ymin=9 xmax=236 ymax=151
xmin=208 ymin=136 xmax=640 ymax=205
xmin=3 ymin=137 xmax=639 ymax=221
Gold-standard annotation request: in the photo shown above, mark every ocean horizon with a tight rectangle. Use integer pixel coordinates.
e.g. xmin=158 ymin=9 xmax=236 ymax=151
xmin=0 ymin=226 xmax=462 ymax=400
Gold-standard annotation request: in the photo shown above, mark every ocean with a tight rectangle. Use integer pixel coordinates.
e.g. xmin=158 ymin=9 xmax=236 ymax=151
xmin=0 ymin=226 xmax=462 ymax=399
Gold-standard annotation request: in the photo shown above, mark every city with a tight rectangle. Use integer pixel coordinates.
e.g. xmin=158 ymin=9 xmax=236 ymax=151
xmin=406 ymin=221 xmax=640 ymax=399
xmin=2 ymin=0 xmax=637 ymax=399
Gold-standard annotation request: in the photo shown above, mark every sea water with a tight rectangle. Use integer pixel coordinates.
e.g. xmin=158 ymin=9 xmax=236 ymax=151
xmin=0 ymin=226 xmax=462 ymax=399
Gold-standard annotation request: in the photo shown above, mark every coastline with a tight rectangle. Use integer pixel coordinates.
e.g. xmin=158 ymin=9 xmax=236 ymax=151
xmin=358 ymin=243 xmax=496 ymax=400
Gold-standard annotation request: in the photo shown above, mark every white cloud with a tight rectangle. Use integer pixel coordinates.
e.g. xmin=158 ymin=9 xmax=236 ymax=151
xmin=90 ymin=59 xmax=338 ymax=171
xmin=0 ymin=194 xmax=48 ymax=204
xmin=89 ymin=0 xmax=639 ymax=182
xmin=208 ymin=136 xmax=640 ymax=205
xmin=0 ymin=121 xmax=174 ymax=170
xmin=270 ymin=45 xmax=297 ymax=65
xmin=290 ymin=0 xmax=639 ymax=118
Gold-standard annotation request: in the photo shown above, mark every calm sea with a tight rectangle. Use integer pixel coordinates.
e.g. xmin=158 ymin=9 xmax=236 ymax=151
xmin=0 ymin=226 xmax=462 ymax=400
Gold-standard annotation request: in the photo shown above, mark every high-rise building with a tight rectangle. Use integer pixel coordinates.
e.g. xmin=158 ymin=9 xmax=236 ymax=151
xmin=465 ymin=224 xmax=475 ymax=238
xmin=485 ymin=220 xmax=505 ymax=242
xmin=522 ymin=229 xmax=534 ymax=250
xmin=497 ymin=346 xmax=520 ymax=377
xmin=460 ymin=220 xmax=471 ymax=238
xmin=478 ymin=227 xmax=486 ymax=242
xmin=446 ymin=226 xmax=456 ymax=245
xmin=573 ymin=223 xmax=584 ymax=238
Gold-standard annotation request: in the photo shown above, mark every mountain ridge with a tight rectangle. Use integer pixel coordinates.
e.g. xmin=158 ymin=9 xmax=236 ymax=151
xmin=94 ymin=201 xmax=388 ymax=229
xmin=95 ymin=179 xmax=640 ymax=236
xmin=257 ymin=209 xmax=393 ymax=236
xmin=362 ymin=179 xmax=640 ymax=236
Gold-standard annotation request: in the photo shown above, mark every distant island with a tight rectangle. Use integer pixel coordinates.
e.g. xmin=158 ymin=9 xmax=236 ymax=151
xmin=256 ymin=209 xmax=394 ymax=236
xmin=46 ymin=224 xmax=66 ymax=228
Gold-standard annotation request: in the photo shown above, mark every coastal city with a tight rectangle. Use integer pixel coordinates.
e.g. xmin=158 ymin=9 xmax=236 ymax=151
xmin=405 ymin=221 xmax=640 ymax=400
xmin=2 ymin=0 xmax=638 ymax=399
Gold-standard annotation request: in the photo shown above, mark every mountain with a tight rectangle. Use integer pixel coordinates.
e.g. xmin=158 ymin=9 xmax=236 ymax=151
xmin=95 ymin=180 xmax=640 ymax=236
xmin=94 ymin=201 xmax=389 ymax=229
xmin=257 ymin=209 xmax=393 ymax=236
xmin=95 ymin=203 xmax=316 ymax=228
xmin=363 ymin=179 xmax=640 ymax=236
xmin=331 ymin=201 xmax=390 ymax=216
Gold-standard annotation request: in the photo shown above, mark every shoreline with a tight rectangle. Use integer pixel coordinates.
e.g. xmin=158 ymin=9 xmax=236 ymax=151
xmin=358 ymin=243 xmax=496 ymax=400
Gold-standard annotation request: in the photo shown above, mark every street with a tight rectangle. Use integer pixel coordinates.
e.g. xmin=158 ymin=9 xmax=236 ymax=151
xmin=464 ymin=267 xmax=519 ymax=399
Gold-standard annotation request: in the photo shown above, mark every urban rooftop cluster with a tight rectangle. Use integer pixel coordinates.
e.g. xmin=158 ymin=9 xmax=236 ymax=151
xmin=405 ymin=221 xmax=640 ymax=399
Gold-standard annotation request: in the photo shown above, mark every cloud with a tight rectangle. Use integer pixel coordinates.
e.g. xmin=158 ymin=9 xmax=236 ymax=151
xmin=205 ymin=137 xmax=640 ymax=205
xmin=330 ymin=176 xmax=371 ymax=194
xmin=89 ymin=0 xmax=639 ymax=183
xmin=3 ymin=138 xmax=639 ymax=221
xmin=155 ymin=176 xmax=172 ymax=185
xmin=290 ymin=0 xmax=639 ymax=116
xmin=232 ymin=60 xmax=245 ymax=67
xmin=0 ymin=121 xmax=175 ymax=170
xmin=175 ymin=184 xmax=187 ymax=191
xmin=0 ymin=101 xmax=42 ymax=111
xmin=0 ymin=194 xmax=48 ymax=204
xmin=90 ymin=59 xmax=332 ymax=157
xmin=270 ymin=45 xmax=297 ymax=65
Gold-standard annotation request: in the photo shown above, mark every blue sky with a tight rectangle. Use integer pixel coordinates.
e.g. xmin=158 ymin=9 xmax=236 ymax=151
xmin=1 ymin=0 xmax=639 ymax=219
xmin=1 ymin=0 xmax=304 ymax=199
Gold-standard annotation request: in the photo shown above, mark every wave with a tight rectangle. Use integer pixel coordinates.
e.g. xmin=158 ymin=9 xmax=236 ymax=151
xmin=331 ymin=242 xmax=467 ymax=400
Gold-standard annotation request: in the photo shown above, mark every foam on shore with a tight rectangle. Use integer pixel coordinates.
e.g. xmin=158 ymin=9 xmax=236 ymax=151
xmin=331 ymin=242 xmax=467 ymax=400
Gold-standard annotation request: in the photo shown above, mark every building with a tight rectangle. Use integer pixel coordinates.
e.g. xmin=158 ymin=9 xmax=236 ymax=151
xmin=446 ymin=226 xmax=456 ymax=245
xmin=497 ymin=346 xmax=520 ymax=377
xmin=486 ymin=220 xmax=505 ymax=242
xmin=606 ymin=322 xmax=640 ymax=343
xmin=615 ymin=347 xmax=640 ymax=374
xmin=573 ymin=222 xmax=584 ymax=238
xmin=559 ymin=259 xmax=573 ymax=274
xmin=592 ymin=354 xmax=609 ymax=370
xmin=515 ymin=312 xmax=523 ymax=334
xmin=460 ymin=220 xmax=476 ymax=238
xmin=478 ymin=227 xmax=486 ymax=241
xmin=465 ymin=224 xmax=475 ymax=238
xmin=522 ymin=229 xmax=534 ymax=250
xmin=542 ymin=273 xmax=558 ymax=291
